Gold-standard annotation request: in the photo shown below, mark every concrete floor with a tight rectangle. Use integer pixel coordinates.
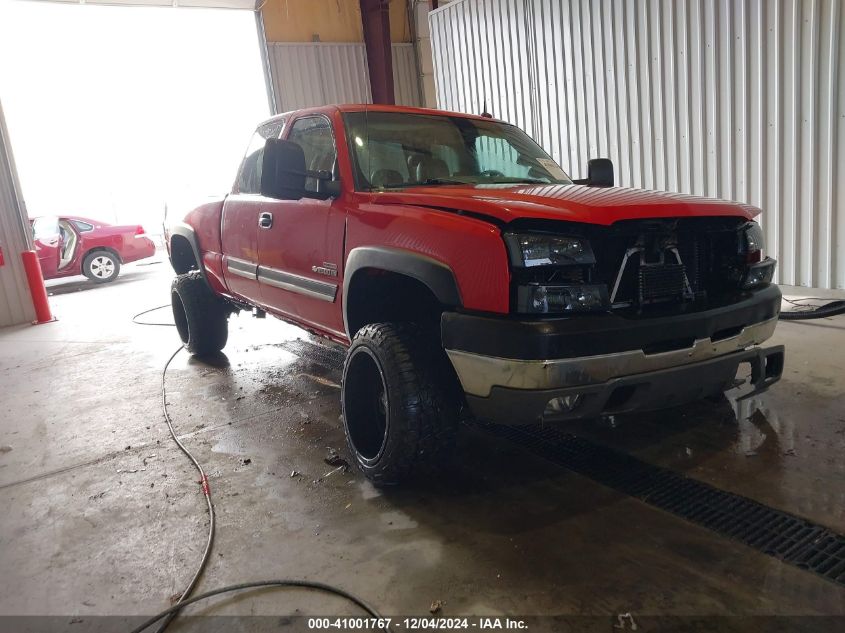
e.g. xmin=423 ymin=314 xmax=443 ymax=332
xmin=0 ymin=260 xmax=844 ymax=631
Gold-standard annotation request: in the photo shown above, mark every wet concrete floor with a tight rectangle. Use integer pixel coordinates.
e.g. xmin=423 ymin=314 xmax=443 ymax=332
xmin=0 ymin=261 xmax=843 ymax=630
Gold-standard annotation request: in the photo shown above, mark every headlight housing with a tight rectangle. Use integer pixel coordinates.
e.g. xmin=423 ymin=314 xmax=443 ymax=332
xmin=742 ymin=259 xmax=776 ymax=289
xmin=504 ymin=232 xmax=608 ymax=314
xmin=516 ymin=283 xmax=609 ymax=313
xmin=740 ymin=222 xmax=776 ymax=288
xmin=504 ymin=232 xmax=596 ymax=267
xmin=741 ymin=222 xmax=765 ymax=262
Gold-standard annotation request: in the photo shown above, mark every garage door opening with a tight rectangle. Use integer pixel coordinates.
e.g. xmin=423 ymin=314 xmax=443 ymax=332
xmin=0 ymin=1 xmax=270 ymax=251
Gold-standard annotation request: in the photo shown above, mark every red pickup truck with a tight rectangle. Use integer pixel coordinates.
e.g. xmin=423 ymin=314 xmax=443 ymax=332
xmin=168 ymin=104 xmax=784 ymax=484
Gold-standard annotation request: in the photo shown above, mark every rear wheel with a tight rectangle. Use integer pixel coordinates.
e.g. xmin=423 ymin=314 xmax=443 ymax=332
xmin=341 ymin=323 xmax=461 ymax=485
xmin=171 ymin=271 xmax=229 ymax=356
xmin=83 ymin=251 xmax=120 ymax=283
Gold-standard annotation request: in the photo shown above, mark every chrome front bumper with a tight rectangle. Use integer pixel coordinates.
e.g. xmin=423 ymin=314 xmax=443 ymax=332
xmin=446 ymin=317 xmax=778 ymax=398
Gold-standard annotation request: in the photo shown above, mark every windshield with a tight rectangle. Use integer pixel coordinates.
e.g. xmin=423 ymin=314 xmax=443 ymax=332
xmin=343 ymin=111 xmax=572 ymax=191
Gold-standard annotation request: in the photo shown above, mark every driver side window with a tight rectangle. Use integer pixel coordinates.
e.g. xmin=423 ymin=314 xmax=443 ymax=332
xmin=238 ymin=119 xmax=285 ymax=194
xmin=288 ymin=116 xmax=338 ymax=191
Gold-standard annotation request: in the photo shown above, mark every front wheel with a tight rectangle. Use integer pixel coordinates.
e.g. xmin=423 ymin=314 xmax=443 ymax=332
xmin=83 ymin=251 xmax=120 ymax=283
xmin=171 ymin=271 xmax=229 ymax=356
xmin=341 ymin=323 xmax=461 ymax=485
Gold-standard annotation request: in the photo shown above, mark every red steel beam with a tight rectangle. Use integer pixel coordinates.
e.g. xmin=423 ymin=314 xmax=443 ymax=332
xmin=359 ymin=0 xmax=395 ymax=104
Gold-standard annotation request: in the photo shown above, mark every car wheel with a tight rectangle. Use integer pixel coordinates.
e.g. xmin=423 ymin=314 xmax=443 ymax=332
xmin=171 ymin=271 xmax=229 ymax=356
xmin=83 ymin=251 xmax=121 ymax=283
xmin=341 ymin=322 xmax=461 ymax=485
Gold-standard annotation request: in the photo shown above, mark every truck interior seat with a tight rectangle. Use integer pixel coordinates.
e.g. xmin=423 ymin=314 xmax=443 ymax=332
xmin=407 ymin=154 xmax=424 ymax=182
xmin=415 ymin=157 xmax=450 ymax=183
xmin=371 ymin=169 xmax=403 ymax=188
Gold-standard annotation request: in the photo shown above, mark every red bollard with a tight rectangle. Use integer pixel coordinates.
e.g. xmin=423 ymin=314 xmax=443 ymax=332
xmin=21 ymin=250 xmax=55 ymax=324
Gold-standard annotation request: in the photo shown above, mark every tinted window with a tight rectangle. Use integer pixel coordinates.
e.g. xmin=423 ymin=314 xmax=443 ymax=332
xmin=287 ymin=116 xmax=337 ymax=191
xmin=237 ymin=118 xmax=285 ymax=194
xmin=73 ymin=220 xmax=94 ymax=232
xmin=342 ymin=111 xmax=571 ymax=190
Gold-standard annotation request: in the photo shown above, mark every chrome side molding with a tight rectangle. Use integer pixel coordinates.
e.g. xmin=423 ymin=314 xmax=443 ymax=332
xmin=257 ymin=266 xmax=337 ymax=302
xmin=226 ymin=256 xmax=257 ymax=280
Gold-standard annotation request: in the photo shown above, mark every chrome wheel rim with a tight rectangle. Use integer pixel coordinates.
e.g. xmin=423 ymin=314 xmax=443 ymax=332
xmin=90 ymin=255 xmax=115 ymax=279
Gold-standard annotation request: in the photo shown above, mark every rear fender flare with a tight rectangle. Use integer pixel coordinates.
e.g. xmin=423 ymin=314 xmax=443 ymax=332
xmin=343 ymin=246 xmax=462 ymax=339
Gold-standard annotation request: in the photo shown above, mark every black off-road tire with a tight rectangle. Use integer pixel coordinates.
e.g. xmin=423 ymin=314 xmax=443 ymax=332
xmin=171 ymin=271 xmax=229 ymax=356
xmin=341 ymin=322 xmax=462 ymax=485
xmin=83 ymin=250 xmax=121 ymax=283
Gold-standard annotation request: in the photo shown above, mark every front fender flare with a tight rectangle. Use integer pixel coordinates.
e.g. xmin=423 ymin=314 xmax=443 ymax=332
xmin=343 ymin=246 xmax=462 ymax=338
xmin=169 ymin=223 xmax=205 ymax=275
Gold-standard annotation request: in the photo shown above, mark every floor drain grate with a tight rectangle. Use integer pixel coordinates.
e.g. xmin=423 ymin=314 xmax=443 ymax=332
xmin=272 ymin=339 xmax=845 ymax=587
xmin=476 ymin=421 xmax=845 ymax=588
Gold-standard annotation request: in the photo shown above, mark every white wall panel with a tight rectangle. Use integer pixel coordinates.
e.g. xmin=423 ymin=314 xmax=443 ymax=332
xmin=0 ymin=100 xmax=36 ymax=328
xmin=268 ymin=43 xmax=421 ymax=113
xmin=430 ymin=0 xmax=845 ymax=289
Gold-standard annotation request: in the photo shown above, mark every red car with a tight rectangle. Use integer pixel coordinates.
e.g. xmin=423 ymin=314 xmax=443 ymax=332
xmin=31 ymin=215 xmax=156 ymax=283
xmin=167 ymin=104 xmax=783 ymax=484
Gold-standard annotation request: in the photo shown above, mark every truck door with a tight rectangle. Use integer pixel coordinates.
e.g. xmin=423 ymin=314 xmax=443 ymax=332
xmin=220 ymin=119 xmax=285 ymax=305
xmin=31 ymin=216 xmax=62 ymax=279
xmin=256 ymin=114 xmax=346 ymax=338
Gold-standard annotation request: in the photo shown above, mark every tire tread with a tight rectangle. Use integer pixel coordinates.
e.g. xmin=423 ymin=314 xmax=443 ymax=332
xmin=342 ymin=322 xmax=460 ymax=485
xmin=171 ymin=271 xmax=229 ymax=355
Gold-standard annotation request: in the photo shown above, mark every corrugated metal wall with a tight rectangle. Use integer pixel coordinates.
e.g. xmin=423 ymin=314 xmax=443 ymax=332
xmin=267 ymin=42 xmax=422 ymax=112
xmin=430 ymin=0 xmax=845 ymax=289
xmin=0 ymin=99 xmax=36 ymax=328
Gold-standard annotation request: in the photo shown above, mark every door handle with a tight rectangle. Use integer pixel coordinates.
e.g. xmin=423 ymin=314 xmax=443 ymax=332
xmin=258 ymin=212 xmax=273 ymax=229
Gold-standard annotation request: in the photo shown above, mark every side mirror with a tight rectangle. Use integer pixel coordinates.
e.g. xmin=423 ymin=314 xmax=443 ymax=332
xmin=310 ymin=171 xmax=342 ymax=199
xmin=260 ymin=139 xmax=307 ymax=200
xmin=573 ymin=158 xmax=614 ymax=187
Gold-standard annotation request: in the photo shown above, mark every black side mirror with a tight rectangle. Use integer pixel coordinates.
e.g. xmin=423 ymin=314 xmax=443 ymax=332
xmin=573 ymin=158 xmax=614 ymax=187
xmin=260 ymin=139 xmax=306 ymax=200
xmin=310 ymin=170 xmax=342 ymax=199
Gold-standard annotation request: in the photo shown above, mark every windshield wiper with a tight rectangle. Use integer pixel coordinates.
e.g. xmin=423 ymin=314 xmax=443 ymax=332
xmin=421 ymin=177 xmax=472 ymax=186
xmin=373 ymin=177 xmax=472 ymax=191
xmin=486 ymin=177 xmax=548 ymax=184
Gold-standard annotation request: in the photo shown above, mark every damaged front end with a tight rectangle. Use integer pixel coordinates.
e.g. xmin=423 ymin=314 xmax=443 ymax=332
xmin=442 ymin=216 xmax=783 ymax=425
xmin=506 ymin=217 xmax=777 ymax=317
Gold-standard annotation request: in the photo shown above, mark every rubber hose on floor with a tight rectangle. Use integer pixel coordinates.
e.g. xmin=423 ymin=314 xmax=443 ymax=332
xmin=128 ymin=580 xmax=387 ymax=633
xmin=779 ymin=300 xmax=845 ymax=321
xmin=130 ymin=307 xmax=390 ymax=633
xmin=132 ymin=304 xmax=175 ymax=327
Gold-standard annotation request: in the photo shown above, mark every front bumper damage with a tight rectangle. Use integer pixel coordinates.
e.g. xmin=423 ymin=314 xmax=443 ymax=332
xmin=442 ymin=285 xmax=785 ymax=425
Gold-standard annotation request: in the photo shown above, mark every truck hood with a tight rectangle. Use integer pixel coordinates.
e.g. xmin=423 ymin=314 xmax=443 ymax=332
xmin=373 ymin=184 xmax=760 ymax=226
